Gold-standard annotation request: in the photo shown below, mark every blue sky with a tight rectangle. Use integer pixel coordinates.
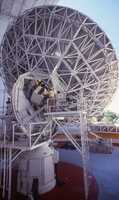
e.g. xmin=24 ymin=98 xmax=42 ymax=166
xmin=59 ymin=0 xmax=119 ymax=58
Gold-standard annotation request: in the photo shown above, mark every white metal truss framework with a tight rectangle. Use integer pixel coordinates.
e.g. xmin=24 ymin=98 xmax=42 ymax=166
xmin=1 ymin=5 xmax=118 ymax=117
xmin=0 ymin=87 xmax=90 ymax=200
xmin=47 ymin=92 xmax=90 ymax=200
xmin=0 ymin=5 xmax=118 ymax=200
xmin=0 ymin=89 xmax=53 ymax=200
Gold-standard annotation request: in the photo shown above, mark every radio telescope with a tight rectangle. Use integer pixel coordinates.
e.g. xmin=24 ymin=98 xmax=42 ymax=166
xmin=1 ymin=6 xmax=118 ymax=119
xmin=0 ymin=5 xmax=118 ymax=199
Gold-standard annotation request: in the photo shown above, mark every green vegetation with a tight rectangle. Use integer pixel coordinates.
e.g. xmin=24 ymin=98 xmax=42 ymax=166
xmin=90 ymin=111 xmax=119 ymax=124
xmin=102 ymin=111 xmax=119 ymax=124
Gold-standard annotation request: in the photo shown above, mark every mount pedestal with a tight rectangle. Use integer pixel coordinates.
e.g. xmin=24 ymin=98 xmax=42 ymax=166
xmin=17 ymin=142 xmax=56 ymax=195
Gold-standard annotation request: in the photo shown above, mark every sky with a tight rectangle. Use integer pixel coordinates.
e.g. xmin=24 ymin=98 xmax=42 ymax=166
xmin=58 ymin=0 xmax=119 ymax=114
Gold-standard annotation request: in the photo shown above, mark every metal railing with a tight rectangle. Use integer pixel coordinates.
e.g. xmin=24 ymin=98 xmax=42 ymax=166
xmin=90 ymin=124 xmax=119 ymax=134
xmin=47 ymin=97 xmax=78 ymax=113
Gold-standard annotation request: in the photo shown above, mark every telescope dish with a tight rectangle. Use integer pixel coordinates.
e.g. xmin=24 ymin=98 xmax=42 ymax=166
xmin=1 ymin=5 xmax=118 ymax=131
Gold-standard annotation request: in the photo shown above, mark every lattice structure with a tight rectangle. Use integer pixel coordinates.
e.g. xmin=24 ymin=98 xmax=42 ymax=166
xmin=1 ymin=6 xmax=118 ymax=117
xmin=0 ymin=5 xmax=118 ymax=200
xmin=47 ymin=94 xmax=90 ymax=200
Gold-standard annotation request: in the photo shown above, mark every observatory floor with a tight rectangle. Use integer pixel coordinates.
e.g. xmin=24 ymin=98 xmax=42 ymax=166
xmin=60 ymin=147 xmax=119 ymax=200
xmin=42 ymin=162 xmax=98 ymax=200
xmin=11 ymin=162 xmax=98 ymax=200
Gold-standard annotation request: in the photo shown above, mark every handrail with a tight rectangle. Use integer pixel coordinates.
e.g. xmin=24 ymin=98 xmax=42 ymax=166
xmin=90 ymin=124 xmax=119 ymax=134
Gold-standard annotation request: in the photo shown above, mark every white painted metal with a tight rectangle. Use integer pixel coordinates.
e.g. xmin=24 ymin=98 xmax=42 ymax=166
xmin=8 ymin=148 xmax=12 ymax=200
xmin=0 ymin=88 xmax=56 ymax=199
xmin=47 ymin=93 xmax=89 ymax=200
xmin=17 ymin=142 xmax=56 ymax=195
xmin=0 ymin=4 xmax=118 ymax=200
xmin=1 ymin=6 xmax=118 ymax=116
xmin=3 ymin=147 xmax=6 ymax=198
xmin=79 ymin=90 xmax=89 ymax=200
xmin=0 ymin=1 xmax=59 ymax=63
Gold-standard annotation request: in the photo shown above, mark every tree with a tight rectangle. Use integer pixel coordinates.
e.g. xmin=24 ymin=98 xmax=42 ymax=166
xmin=102 ymin=111 xmax=119 ymax=123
